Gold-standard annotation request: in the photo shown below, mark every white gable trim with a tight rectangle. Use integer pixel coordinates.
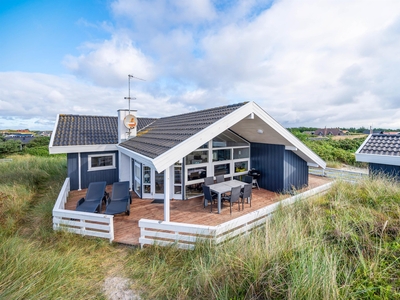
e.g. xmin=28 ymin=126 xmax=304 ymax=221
xmin=49 ymin=114 xmax=59 ymax=149
xmin=147 ymin=101 xmax=325 ymax=172
xmin=355 ymin=134 xmax=372 ymax=154
xmin=251 ymin=102 xmax=326 ymax=169
xmin=49 ymin=144 xmax=117 ymax=154
xmin=152 ymin=102 xmax=256 ymax=172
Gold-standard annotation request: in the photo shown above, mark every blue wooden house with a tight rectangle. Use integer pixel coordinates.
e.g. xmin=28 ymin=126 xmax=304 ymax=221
xmin=356 ymin=133 xmax=400 ymax=178
xmin=49 ymin=101 xmax=326 ymax=202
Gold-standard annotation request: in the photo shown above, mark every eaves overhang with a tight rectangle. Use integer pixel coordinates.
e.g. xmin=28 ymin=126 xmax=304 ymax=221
xmin=49 ymin=144 xmax=118 ymax=154
xmin=117 ymin=145 xmax=156 ymax=169
xmin=119 ymin=101 xmax=326 ymax=172
xmin=355 ymin=153 xmax=400 ymax=167
xmin=250 ymin=102 xmax=326 ymax=169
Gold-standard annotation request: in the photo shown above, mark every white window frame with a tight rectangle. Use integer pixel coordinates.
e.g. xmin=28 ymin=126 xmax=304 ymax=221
xmin=88 ymin=153 xmax=116 ymax=171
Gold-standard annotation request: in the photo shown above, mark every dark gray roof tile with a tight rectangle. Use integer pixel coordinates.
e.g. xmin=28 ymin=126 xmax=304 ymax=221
xmin=359 ymin=134 xmax=400 ymax=156
xmin=53 ymin=115 xmax=157 ymax=146
xmin=120 ymin=102 xmax=247 ymax=159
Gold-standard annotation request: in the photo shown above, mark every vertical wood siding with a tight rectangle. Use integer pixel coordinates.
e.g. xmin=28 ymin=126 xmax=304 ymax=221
xmin=369 ymin=163 xmax=400 ymax=180
xmin=283 ymin=150 xmax=309 ymax=192
xmin=68 ymin=151 xmax=119 ymax=190
xmin=67 ymin=153 xmax=79 ymax=190
xmin=250 ymin=143 xmax=308 ymax=193
xmin=251 ymin=143 xmax=285 ymax=192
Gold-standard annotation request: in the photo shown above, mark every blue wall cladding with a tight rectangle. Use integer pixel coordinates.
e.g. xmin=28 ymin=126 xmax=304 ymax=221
xmin=283 ymin=149 xmax=308 ymax=192
xmin=67 ymin=153 xmax=79 ymax=190
xmin=250 ymin=143 xmax=308 ymax=193
xmin=369 ymin=163 xmax=400 ymax=180
xmin=67 ymin=151 xmax=119 ymax=190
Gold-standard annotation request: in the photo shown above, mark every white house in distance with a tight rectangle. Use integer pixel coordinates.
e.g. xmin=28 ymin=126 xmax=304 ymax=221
xmin=49 ymin=101 xmax=326 ymax=221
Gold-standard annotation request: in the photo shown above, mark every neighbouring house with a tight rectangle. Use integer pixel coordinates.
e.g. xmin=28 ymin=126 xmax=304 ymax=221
xmin=5 ymin=133 xmax=35 ymax=145
xmin=313 ymin=128 xmax=345 ymax=136
xmin=49 ymin=101 xmax=326 ymax=219
xmin=355 ymin=133 xmax=400 ymax=179
xmin=39 ymin=131 xmax=52 ymax=137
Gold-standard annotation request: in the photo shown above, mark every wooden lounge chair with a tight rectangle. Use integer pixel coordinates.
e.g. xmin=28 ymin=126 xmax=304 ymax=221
xmin=104 ymin=181 xmax=131 ymax=216
xmin=76 ymin=181 xmax=107 ymax=213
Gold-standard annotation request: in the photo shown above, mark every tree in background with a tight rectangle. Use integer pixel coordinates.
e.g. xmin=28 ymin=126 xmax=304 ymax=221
xmin=24 ymin=137 xmax=51 ymax=156
xmin=0 ymin=139 xmax=22 ymax=155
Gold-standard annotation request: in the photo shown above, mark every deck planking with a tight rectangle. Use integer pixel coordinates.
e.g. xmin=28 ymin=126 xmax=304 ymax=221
xmin=65 ymin=175 xmax=331 ymax=245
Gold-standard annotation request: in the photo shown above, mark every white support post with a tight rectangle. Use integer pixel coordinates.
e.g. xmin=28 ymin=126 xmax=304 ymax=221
xmin=78 ymin=152 xmax=82 ymax=191
xmin=164 ymin=167 xmax=171 ymax=222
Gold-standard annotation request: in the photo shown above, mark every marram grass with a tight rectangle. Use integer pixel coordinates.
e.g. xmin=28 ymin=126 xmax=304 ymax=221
xmin=2 ymin=154 xmax=400 ymax=299
xmin=126 ymin=176 xmax=400 ymax=299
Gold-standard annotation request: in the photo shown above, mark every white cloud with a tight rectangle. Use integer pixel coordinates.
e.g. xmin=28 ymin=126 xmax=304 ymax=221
xmin=2 ymin=0 xmax=400 ymax=131
xmin=0 ymin=72 xmax=189 ymax=130
xmin=63 ymin=34 xmax=155 ymax=87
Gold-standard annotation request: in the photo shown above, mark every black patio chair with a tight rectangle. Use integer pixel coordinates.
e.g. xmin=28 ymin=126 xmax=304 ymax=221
xmin=222 ymin=186 xmax=241 ymax=215
xmin=240 ymin=183 xmax=252 ymax=210
xmin=76 ymin=181 xmax=107 ymax=213
xmin=105 ymin=181 xmax=131 ymax=216
xmin=243 ymin=175 xmax=253 ymax=184
xmin=202 ymin=185 xmax=217 ymax=212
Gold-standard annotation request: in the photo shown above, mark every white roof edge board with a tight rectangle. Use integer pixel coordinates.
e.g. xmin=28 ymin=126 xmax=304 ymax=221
xmin=355 ymin=153 xmax=400 ymax=166
xmin=285 ymin=146 xmax=297 ymax=151
xmin=251 ymin=102 xmax=326 ymax=169
xmin=153 ymin=101 xmax=326 ymax=172
xmin=307 ymin=162 xmax=319 ymax=167
xmin=355 ymin=134 xmax=372 ymax=154
xmin=48 ymin=114 xmax=59 ymax=149
xmin=49 ymin=144 xmax=118 ymax=154
xmin=117 ymin=145 xmax=155 ymax=169
xmin=152 ymin=102 xmax=255 ymax=172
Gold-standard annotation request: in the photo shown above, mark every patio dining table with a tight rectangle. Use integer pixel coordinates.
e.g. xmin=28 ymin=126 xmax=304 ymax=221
xmin=209 ymin=179 xmax=245 ymax=214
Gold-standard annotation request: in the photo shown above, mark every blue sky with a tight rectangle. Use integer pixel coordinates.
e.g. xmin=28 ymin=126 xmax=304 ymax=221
xmin=1 ymin=0 xmax=400 ymax=130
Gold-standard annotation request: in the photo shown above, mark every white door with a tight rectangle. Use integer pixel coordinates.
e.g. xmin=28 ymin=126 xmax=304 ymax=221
xmin=133 ymin=161 xmax=141 ymax=197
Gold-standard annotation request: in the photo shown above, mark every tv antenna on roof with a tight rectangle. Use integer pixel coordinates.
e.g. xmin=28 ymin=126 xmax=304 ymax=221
xmin=124 ymin=74 xmax=145 ymax=114
xmin=123 ymin=74 xmax=145 ymax=132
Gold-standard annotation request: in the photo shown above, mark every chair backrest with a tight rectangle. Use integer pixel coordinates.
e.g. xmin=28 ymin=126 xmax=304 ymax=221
xmin=243 ymin=175 xmax=253 ymax=184
xmin=216 ymin=175 xmax=225 ymax=183
xmin=204 ymin=176 xmax=214 ymax=186
xmin=242 ymin=184 xmax=252 ymax=199
xmin=202 ymin=185 xmax=213 ymax=201
xmin=86 ymin=181 xmax=107 ymax=202
xmin=229 ymin=186 xmax=241 ymax=203
xmin=111 ymin=181 xmax=130 ymax=201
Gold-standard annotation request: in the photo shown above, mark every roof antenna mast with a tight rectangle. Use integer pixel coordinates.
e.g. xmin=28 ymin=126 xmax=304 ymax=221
xmin=124 ymin=74 xmax=145 ymax=115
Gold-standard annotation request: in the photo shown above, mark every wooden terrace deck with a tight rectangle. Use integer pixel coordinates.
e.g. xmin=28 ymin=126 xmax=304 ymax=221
xmin=65 ymin=175 xmax=331 ymax=245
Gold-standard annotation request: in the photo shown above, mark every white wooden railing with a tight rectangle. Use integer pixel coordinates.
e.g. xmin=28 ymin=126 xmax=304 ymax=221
xmin=139 ymin=182 xmax=334 ymax=249
xmin=52 ymin=178 xmax=114 ymax=242
xmin=309 ymin=167 xmax=368 ymax=182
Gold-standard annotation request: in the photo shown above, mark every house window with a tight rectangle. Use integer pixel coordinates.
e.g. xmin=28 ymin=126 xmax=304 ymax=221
xmin=186 ymin=150 xmax=208 ymax=165
xmin=233 ymin=148 xmax=249 ymax=159
xmin=214 ymin=163 xmax=230 ymax=176
xmin=212 ymin=131 xmax=248 ymax=148
xmin=234 ymin=161 xmax=248 ymax=173
xmin=187 ymin=167 xmax=207 ymax=181
xmin=88 ymin=153 xmax=115 ymax=171
xmin=212 ymin=149 xmax=231 ymax=161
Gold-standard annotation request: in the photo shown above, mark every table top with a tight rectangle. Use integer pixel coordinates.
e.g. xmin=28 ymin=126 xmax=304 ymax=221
xmin=209 ymin=180 xmax=244 ymax=194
